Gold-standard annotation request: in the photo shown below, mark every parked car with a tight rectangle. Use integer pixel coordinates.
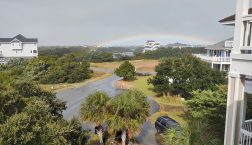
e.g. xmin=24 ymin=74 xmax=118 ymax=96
xmin=155 ymin=116 xmax=180 ymax=133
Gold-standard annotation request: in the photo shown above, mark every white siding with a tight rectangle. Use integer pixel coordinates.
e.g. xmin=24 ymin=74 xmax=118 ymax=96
xmin=0 ymin=42 xmax=38 ymax=58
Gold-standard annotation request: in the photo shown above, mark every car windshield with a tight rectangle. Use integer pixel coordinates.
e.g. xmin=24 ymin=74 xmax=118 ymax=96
xmin=162 ymin=119 xmax=178 ymax=127
xmin=166 ymin=121 xmax=177 ymax=126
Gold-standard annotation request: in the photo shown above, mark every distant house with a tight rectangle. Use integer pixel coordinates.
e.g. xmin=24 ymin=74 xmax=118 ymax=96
xmin=194 ymin=38 xmax=233 ymax=71
xmin=143 ymin=40 xmax=160 ymax=53
xmin=166 ymin=42 xmax=189 ymax=48
xmin=113 ymin=52 xmax=134 ymax=59
xmin=0 ymin=34 xmax=38 ymax=63
xmin=165 ymin=42 xmax=205 ymax=48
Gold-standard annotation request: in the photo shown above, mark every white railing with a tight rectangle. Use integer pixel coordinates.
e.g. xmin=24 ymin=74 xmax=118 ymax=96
xmin=242 ymin=15 xmax=252 ymax=47
xmin=225 ymin=41 xmax=234 ymax=48
xmin=240 ymin=119 xmax=252 ymax=145
xmin=0 ymin=57 xmax=10 ymax=64
xmin=194 ymin=54 xmax=230 ymax=62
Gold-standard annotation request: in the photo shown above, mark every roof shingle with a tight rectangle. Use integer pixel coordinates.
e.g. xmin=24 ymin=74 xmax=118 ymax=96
xmin=219 ymin=8 xmax=252 ymax=23
xmin=0 ymin=34 xmax=38 ymax=43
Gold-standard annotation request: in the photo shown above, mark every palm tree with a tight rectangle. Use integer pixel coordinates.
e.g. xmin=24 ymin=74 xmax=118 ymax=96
xmin=107 ymin=89 xmax=150 ymax=145
xmin=163 ymin=120 xmax=222 ymax=145
xmin=80 ymin=91 xmax=110 ymax=144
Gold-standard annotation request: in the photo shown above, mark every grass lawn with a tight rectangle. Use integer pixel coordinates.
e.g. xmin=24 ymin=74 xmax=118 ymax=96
xmin=155 ymin=95 xmax=183 ymax=106
xmin=128 ymin=76 xmax=183 ymax=106
xmin=40 ymin=72 xmax=112 ymax=92
xmin=128 ymin=76 xmax=156 ymax=97
xmin=128 ymin=76 xmax=187 ymax=125
xmin=91 ymin=59 xmax=159 ymax=72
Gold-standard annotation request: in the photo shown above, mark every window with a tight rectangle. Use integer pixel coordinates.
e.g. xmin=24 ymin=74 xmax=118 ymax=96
xmin=12 ymin=43 xmax=14 ymax=46
xmin=33 ymin=50 xmax=37 ymax=53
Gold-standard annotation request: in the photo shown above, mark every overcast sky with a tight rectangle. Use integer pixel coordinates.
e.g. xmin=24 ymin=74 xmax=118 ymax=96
xmin=0 ymin=0 xmax=237 ymax=46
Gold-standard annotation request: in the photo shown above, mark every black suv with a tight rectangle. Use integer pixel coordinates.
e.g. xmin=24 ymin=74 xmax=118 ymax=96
xmin=155 ymin=116 xmax=179 ymax=133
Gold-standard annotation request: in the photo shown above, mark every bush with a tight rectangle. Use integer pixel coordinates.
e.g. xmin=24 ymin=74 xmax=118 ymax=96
xmin=1 ymin=54 xmax=93 ymax=84
xmin=163 ymin=120 xmax=222 ymax=145
xmin=186 ymin=85 xmax=227 ymax=134
xmin=114 ymin=61 xmax=136 ymax=81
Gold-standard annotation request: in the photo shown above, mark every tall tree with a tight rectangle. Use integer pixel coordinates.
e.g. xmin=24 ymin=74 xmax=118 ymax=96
xmin=107 ymin=89 xmax=150 ymax=145
xmin=80 ymin=91 xmax=110 ymax=144
xmin=148 ymin=55 xmax=227 ymax=98
xmin=114 ymin=61 xmax=136 ymax=81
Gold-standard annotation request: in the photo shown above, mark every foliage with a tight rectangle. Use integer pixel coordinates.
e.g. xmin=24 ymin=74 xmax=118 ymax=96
xmin=38 ymin=46 xmax=206 ymax=62
xmin=0 ymin=76 xmax=89 ymax=145
xmin=186 ymin=85 xmax=227 ymax=133
xmin=114 ymin=61 xmax=136 ymax=81
xmin=0 ymin=76 xmax=66 ymax=124
xmin=148 ymin=55 xmax=227 ymax=98
xmin=80 ymin=91 xmax=110 ymax=125
xmin=79 ymin=90 xmax=150 ymax=144
xmin=134 ymin=47 xmax=206 ymax=59
xmin=86 ymin=51 xmax=114 ymax=62
xmin=80 ymin=91 xmax=111 ymax=144
xmin=39 ymin=46 xmax=91 ymax=57
xmin=0 ymin=100 xmax=89 ymax=145
xmin=107 ymin=89 xmax=150 ymax=134
xmin=0 ymin=54 xmax=93 ymax=84
xmin=246 ymin=94 xmax=252 ymax=120
xmin=163 ymin=120 xmax=222 ymax=145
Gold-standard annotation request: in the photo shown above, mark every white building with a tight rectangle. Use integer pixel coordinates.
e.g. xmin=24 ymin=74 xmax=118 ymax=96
xmin=219 ymin=1 xmax=252 ymax=145
xmin=143 ymin=40 xmax=160 ymax=53
xmin=0 ymin=34 xmax=38 ymax=63
xmin=195 ymin=38 xmax=233 ymax=71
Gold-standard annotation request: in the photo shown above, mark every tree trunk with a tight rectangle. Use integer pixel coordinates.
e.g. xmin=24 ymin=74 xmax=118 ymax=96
xmin=121 ymin=130 xmax=127 ymax=145
xmin=97 ymin=129 xmax=103 ymax=145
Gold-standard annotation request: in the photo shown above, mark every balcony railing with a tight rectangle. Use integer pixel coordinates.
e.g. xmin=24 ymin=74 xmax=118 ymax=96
xmin=0 ymin=57 xmax=10 ymax=64
xmin=194 ymin=54 xmax=230 ymax=62
xmin=240 ymin=119 xmax=252 ymax=145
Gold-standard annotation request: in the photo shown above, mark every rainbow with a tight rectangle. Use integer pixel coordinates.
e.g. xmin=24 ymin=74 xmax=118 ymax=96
xmin=95 ymin=33 xmax=213 ymax=46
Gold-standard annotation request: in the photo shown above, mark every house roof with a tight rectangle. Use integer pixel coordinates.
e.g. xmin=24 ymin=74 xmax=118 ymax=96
xmin=0 ymin=34 xmax=38 ymax=43
xmin=219 ymin=8 xmax=252 ymax=23
xmin=206 ymin=37 xmax=233 ymax=50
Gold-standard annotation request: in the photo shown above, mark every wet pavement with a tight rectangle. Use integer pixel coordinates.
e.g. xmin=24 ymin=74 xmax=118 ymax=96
xmin=56 ymin=74 xmax=160 ymax=145
xmin=56 ymin=75 xmax=123 ymax=120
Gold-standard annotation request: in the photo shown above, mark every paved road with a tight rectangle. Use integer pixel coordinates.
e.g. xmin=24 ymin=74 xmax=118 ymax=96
xmin=56 ymin=74 xmax=159 ymax=145
xmin=57 ymin=75 xmax=123 ymax=120
xmin=136 ymin=97 xmax=160 ymax=145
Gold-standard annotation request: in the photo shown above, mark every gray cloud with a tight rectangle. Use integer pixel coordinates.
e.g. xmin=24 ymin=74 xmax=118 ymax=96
xmin=0 ymin=0 xmax=236 ymax=46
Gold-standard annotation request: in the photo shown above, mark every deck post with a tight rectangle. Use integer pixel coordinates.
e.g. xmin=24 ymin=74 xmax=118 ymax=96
xmin=224 ymin=73 xmax=245 ymax=145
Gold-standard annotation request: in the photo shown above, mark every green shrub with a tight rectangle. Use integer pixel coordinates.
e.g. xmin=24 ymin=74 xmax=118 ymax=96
xmin=114 ymin=61 xmax=136 ymax=81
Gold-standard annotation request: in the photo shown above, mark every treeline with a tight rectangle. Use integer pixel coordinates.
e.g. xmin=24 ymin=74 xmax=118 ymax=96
xmin=39 ymin=46 xmax=114 ymax=63
xmin=134 ymin=47 xmax=206 ymax=59
xmin=38 ymin=46 xmax=206 ymax=62
xmin=39 ymin=46 xmax=92 ymax=57
xmin=0 ymin=54 xmax=93 ymax=84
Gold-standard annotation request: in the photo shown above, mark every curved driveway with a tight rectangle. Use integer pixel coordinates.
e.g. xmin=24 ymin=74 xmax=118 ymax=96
xmin=56 ymin=75 xmax=123 ymax=120
xmin=56 ymin=74 xmax=159 ymax=145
